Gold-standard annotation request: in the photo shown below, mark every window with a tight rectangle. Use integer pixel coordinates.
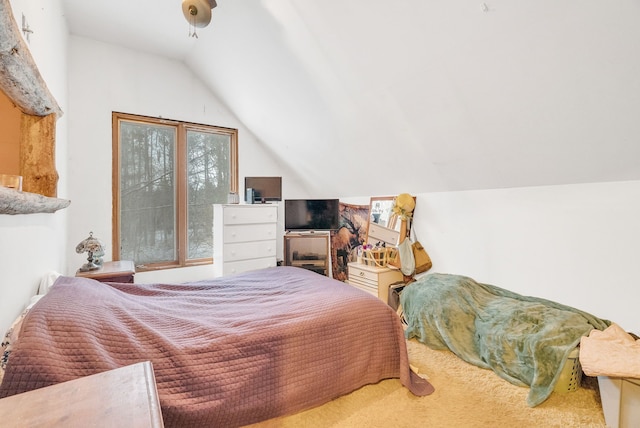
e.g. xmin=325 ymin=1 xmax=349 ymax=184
xmin=112 ymin=112 xmax=238 ymax=271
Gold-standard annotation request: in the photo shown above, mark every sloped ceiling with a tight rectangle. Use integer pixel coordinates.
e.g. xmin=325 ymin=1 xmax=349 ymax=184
xmin=60 ymin=0 xmax=640 ymax=196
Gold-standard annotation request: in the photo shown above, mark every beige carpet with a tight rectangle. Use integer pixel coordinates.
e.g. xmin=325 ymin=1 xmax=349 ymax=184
xmin=248 ymin=339 xmax=606 ymax=427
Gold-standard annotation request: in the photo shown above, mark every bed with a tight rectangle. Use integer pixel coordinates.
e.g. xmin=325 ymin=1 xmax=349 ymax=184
xmin=0 ymin=266 xmax=433 ymax=427
xmin=400 ymin=273 xmax=610 ymax=406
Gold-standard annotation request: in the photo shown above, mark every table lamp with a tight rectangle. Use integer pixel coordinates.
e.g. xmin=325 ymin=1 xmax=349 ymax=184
xmin=75 ymin=232 xmax=105 ymax=272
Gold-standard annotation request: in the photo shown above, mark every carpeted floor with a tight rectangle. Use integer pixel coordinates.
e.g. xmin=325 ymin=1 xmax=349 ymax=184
xmin=248 ymin=339 xmax=606 ymax=427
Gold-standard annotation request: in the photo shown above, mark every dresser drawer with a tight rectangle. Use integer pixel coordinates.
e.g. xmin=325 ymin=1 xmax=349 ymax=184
xmin=367 ymin=223 xmax=400 ymax=247
xmin=223 ymin=240 xmax=276 ymax=262
xmin=349 ymin=264 xmax=381 ymax=283
xmin=223 ymin=223 xmax=277 ymax=243
xmin=349 ymin=277 xmax=378 ymax=293
xmin=347 ymin=280 xmax=378 ymax=297
xmin=223 ymin=257 xmax=276 ymax=275
xmin=223 ymin=205 xmax=277 ymax=225
xmin=348 ymin=273 xmax=377 ymax=288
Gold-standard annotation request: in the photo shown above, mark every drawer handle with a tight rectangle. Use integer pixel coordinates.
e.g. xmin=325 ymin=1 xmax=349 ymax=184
xmin=359 ymin=271 xmax=365 ymax=277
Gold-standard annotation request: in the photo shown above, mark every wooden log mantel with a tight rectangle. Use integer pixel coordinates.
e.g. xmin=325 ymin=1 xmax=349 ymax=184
xmin=0 ymin=0 xmax=62 ymax=117
xmin=0 ymin=186 xmax=70 ymax=215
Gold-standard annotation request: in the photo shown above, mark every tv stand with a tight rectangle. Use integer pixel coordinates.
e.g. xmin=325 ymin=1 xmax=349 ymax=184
xmin=283 ymin=232 xmax=330 ymax=276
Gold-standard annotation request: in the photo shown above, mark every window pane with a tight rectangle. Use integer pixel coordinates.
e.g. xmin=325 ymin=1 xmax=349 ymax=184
xmin=120 ymin=121 xmax=177 ymax=265
xmin=187 ymin=130 xmax=231 ymax=259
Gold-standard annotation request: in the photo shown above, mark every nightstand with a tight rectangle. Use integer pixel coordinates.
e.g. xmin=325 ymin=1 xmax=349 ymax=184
xmin=347 ymin=262 xmax=403 ymax=304
xmin=76 ymin=260 xmax=136 ymax=283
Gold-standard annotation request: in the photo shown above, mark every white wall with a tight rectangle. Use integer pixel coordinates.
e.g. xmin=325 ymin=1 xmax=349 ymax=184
xmin=1 ymin=0 xmax=69 ymax=335
xmin=66 ymin=36 xmax=306 ymax=283
xmin=5 ymin=1 xmax=637 ymax=342
xmin=409 ymin=180 xmax=640 ymax=333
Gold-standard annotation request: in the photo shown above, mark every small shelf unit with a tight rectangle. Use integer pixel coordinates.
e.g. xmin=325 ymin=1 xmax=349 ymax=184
xmin=283 ymin=232 xmax=330 ymax=276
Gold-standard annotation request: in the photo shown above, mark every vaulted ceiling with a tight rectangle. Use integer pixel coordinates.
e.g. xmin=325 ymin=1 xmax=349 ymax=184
xmin=60 ymin=0 xmax=640 ymax=196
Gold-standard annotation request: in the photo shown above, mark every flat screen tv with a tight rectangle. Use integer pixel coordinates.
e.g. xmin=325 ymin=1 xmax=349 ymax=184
xmin=244 ymin=176 xmax=282 ymax=203
xmin=284 ymin=199 xmax=340 ymax=231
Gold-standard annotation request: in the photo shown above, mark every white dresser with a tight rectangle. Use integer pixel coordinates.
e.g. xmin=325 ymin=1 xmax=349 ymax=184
xmin=347 ymin=262 xmax=403 ymax=304
xmin=213 ymin=204 xmax=278 ymax=276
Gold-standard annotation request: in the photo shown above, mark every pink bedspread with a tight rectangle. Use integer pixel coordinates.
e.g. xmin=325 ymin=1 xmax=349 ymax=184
xmin=0 ymin=266 xmax=433 ymax=427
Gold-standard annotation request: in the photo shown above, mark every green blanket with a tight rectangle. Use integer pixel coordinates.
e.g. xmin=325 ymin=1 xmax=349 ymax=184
xmin=401 ymin=273 xmax=610 ymax=406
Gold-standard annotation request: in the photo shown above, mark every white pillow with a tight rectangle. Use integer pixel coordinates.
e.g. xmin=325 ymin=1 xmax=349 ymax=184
xmin=37 ymin=270 xmax=61 ymax=295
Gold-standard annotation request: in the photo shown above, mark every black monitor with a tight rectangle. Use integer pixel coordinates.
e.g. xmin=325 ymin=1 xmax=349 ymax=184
xmin=284 ymin=199 xmax=340 ymax=231
xmin=244 ymin=176 xmax=282 ymax=203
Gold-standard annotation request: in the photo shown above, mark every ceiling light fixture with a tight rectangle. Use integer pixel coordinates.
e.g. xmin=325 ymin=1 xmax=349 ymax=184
xmin=182 ymin=0 xmax=217 ymax=38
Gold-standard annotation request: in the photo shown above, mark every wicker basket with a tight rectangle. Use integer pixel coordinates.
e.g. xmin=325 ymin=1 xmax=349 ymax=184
xmin=361 ymin=247 xmax=397 ymax=268
xmin=554 ymin=348 xmax=582 ymax=393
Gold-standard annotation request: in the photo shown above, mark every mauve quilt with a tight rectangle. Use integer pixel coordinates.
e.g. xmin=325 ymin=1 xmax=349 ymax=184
xmin=0 ymin=266 xmax=433 ymax=427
